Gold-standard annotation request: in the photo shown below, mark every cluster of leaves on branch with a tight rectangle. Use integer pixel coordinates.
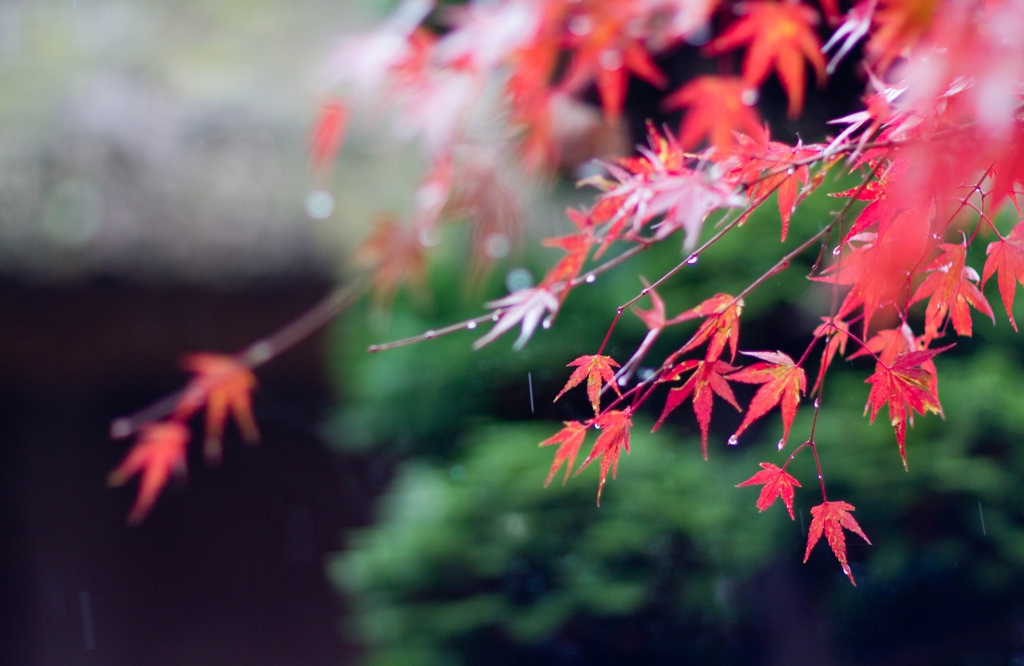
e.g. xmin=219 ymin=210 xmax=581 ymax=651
xmin=110 ymin=0 xmax=1024 ymax=585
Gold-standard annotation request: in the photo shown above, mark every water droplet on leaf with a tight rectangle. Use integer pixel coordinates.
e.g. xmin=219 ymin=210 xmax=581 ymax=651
xmin=542 ymin=317 xmax=552 ymax=329
xmin=687 ymin=254 xmax=699 ymax=265
xmin=777 ymin=439 xmax=785 ymax=450
xmin=813 ymin=398 xmax=821 ymax=408
xmin=728 ymin=435 xmax=739 ymax=446
xmin=599 ymin=49 xmax=623 ymax=70
xmin=832 ymin=246 xmax=842 ymax=256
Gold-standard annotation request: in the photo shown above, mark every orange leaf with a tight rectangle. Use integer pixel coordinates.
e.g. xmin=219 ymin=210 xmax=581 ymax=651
xmin=804 ymin=500 xmax=871 ymax=585
xmin=653 ymin=359 xmax=742 ymax=459
xmin=576 ymin=409 xmax=632 ymax=505
xmin=736 ymin=462 xmax=802 ymax=519
xmin=864 ymin=346 xmax=950 ymax=467
xmin=540 ymin=420 xmax=588 ymax=486
xmin=662 ymin=76 xmax=765 ymax=155
xmin=108 ymin=421 xmax=190 ymax=524
xmin=982 ymin=221 xmax=1024 ymax=331
xmin=910 ymin=241 xmax=994 ymax=342
xmin=177 ymin=354 xmax=259 ymax=463
xmin=727 ymin=351 xmax=806 ymax=448
xmin=705 ymin=1 xmax=827 ymax=117
xmin=554 ymin=354 xmax=621 ymax=414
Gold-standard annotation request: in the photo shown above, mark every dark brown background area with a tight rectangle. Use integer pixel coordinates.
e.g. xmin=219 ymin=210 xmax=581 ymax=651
xmin=0 ymin=276 xmax=381 ymax=666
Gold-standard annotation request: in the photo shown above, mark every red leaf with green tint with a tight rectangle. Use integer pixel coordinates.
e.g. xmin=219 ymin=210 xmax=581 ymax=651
xmin=576 ymin=410 xmax=632 ymax=505
xmin=737 ymin=462 xmax=802 ymax=519
xmin=727 ymin=351 xmax=806 ymax=448
xmin=554 ymin=354 xmax=621 ymax=414
xmin=540 ymin=420 xmax=588 ymax=486
xmin=804 ymin=500 xmax=871 ymax=585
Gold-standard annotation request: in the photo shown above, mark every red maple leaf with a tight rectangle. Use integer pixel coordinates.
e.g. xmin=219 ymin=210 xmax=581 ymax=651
xmin=554 ymin=354 xmax=622 ymax=414
xmin=108 ymin=421 xmax=190 ymax=524
xmin=814 ymin=208 xmax=931 ymax=335
xmin=731 ymin=135 xmax=822 ymax=240
xmin=540 ymin=420 xmax=589 ymax=486
xmin=653 ymin=359 xmax=742 ymax=459
xmin=811 ymin=316 xmax=850 ymax=393
xmin=736 ymin=462 xmax=802 ymax=519
xmin=559 ymin=3 xmax=667 ymax=122
xmin=310 ymin=98 xmax=349 ymax=178
xmin=354 ymin=217 xmax=430 ymax=305
xmin=727 ymin=351 xmax=807 ymax=448
xmin=864 ymin=346 xmax=950 ymax=467
xmin=672 ymin=294 xmax=744 ymax=362
xmin=982 ymin=221 xmax=1024 ymax=331
xmin=662 ymin=75 xmax=766 ymax=155
xmin=910 ymin=240 xmax=994 ymax=342
xmin=176 ymin=354 xmax=259 ymax=463
xmin=804 ymin=500 xmax=872 ymax=585
xmin=576 ymin=409 xmax=633 ymax=505
xmin=705 ymin=1 xmax=827 ymax=117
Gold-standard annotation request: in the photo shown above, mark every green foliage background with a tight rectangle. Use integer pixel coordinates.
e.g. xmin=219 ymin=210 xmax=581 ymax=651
xmin=326 ymin=179 xmax=1024 ymax=664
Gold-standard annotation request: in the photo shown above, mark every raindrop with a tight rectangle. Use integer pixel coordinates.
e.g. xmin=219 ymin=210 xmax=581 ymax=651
xmin=777 ymin=439 xmax=785 ymax=450
xmin=248 ymin=341 xmax=273 ymax=365
xmin=832 ymin=246 xmax=842 ymax=256
xmin=418 ymin=226 xmax=441 ymax=247
xmin=492 ymin=314 xmax=500 ymax=321
xmin=450 ymin=464 xmax=465 ymax=480
xmin=599 ymin=49 xmax=623 ymax=70
xmin=505 ymin=267 xmax=534 ymax=292
xmin=687 ymin=254 xmax=699 ymax=265
xmin=740 ymin=88 xmax=759 ymax=106
xmin=617 ymin=376 xmax=629 ymax=387
xmin=485 ymin=233 xmax=510 ymax=258
xmin=813 ymin=398 xmax=821 ymax=408
xmin=584 ymin=273 xmax=596 ymax=283
xmin=638 ymin=368 xmax=655 ymax=381
xmin=728 ymin=435 xmax=739 ymax=446
xmin=787 ymin=167 xmax=795 ymax=175
xmin=110 ymin=419 xmax=131 ymax=439
xmin=542 ymin=317 xmax=553 ymax=329
xmin=568 ymin=15 xmax=592 ymax=35
xmin=424 ymin=330 xmax=436 ymax=339
xmin=594 ymin=423 xmax=602 ymax=430
xmin=466 ymin=321 xmax=477 ymax=330
xmin=842 ymin=563 xmax=852 ymax=577
xmin=305 ymin=190 xmax=335 ymax=219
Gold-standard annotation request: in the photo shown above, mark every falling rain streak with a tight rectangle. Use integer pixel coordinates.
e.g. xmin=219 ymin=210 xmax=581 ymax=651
xmin=527 ymin=372 xmax=535 ymax=414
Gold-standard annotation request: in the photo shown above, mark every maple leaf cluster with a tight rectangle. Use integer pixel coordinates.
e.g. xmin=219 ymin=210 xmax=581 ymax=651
xmin=112 ymin=0 xmax=1024 ymax=586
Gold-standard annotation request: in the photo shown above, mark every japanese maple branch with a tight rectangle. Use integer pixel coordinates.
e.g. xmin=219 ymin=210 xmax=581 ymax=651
xmin=110 ymin=278 xmax=368 ymax=439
